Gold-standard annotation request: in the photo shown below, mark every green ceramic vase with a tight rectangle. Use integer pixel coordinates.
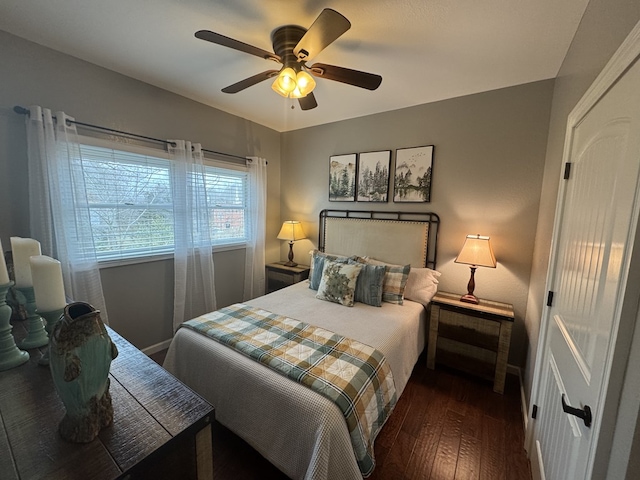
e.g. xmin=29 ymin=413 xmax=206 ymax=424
xmin=49 ymin=302 xmax=118 ymax=443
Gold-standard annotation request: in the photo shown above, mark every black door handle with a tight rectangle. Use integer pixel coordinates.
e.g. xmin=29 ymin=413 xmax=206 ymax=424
xmin=561 ymin=394 xmax=592 ymax=428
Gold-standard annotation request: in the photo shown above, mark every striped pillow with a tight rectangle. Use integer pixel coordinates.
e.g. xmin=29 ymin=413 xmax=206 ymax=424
xmin=348 ymin=260 xmax=386 ymax=307
xmin=366 ymin=258 xmax=411 ymax=305
xmin=308 ymin=250 xmax=349 ymax=290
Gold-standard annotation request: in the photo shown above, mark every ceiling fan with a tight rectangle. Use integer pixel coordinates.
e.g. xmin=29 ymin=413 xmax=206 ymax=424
xmin=195 ymin=8 xmax=382 ymax=111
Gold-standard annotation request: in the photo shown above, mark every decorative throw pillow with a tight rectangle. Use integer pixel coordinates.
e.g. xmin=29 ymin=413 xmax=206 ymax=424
xmin=348 ymin=259 xmax=386 ymax=307
xmin=403 ymin=268 xmax=441 ymax=306
xmin=308 ymin=250 xmax=350 ymax=290
xmin=365 ymin=258 xmax=411 ymax=304
xmin=316 ymin=261 xmax=363 ymax=307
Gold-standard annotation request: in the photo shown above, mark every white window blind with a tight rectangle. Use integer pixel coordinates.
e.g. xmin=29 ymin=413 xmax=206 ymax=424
xmin=203 ymin=167 xmax=247 ymax=244
xmin=79 ymin=143 xmax=248 ymax=261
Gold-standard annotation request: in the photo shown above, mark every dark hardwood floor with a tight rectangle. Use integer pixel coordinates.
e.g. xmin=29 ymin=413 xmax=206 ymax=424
xmin=149 ymin=350 xmax=531 ymax=480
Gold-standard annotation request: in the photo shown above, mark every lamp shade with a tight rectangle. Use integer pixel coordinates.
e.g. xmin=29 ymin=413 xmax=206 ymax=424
xmin=277 ymin=221 xmax=307 ymax=242
xmin=455 ymin=234 xmax=497 ymax=268
xmin=290 ymin=71 xmax=316 ymax=98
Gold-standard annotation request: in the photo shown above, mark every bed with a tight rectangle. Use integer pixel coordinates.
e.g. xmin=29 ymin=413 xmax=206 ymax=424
xmin=163 ymin=209 xmax=440 ymax=479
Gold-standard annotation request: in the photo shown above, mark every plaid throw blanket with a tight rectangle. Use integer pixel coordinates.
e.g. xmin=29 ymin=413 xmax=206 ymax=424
xmin=181 ymin=303 xmax=397 ymax=477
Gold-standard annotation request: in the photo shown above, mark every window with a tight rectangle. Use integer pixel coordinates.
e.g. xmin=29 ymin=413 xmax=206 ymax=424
xmin=79 ymin=142 xmax=248 ymax=262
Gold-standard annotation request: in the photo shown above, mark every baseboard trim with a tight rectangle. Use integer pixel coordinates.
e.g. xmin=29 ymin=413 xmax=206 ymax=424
xmin=141 ymin=338 xmax=172 ymax=356
xmin=508 ymin=364 xmax=529 ymax=432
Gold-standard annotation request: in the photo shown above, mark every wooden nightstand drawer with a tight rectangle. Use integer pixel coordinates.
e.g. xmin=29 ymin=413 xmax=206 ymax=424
xmin=438 ymin=309 xmax=500 ymax=350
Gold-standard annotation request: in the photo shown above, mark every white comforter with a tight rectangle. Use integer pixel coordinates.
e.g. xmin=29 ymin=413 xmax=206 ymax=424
xmin=163 ymin=281 xmax=426 ymax=479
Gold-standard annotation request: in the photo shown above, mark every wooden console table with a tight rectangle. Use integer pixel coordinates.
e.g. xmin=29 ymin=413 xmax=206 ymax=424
xmin=0 ymin=321 xmax=214 ymax=479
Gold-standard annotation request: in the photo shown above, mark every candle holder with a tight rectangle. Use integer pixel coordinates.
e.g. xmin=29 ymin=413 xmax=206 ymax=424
xmin=0 ymin=282 xmax=30 ymax=371
xmin=16 ymin=286 xmax=49 ymax=350
xmin=37 ymin=307 xmax=65 ymax=366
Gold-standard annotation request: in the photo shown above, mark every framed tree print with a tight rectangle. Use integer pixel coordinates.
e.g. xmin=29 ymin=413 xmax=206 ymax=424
xmin=329 ymin=153 xmax=357 ymax=201
xmin=393 ymin=145 xmax=434 ymax=202
xmin=356 ymin=150 xmax=391 ymax=202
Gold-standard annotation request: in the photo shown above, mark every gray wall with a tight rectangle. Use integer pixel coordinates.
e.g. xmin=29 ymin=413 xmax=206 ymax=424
xmin=0 ymin=30 xmax=282 ymax=349
xmin=281 ymin=80 xmax=555 ymax=367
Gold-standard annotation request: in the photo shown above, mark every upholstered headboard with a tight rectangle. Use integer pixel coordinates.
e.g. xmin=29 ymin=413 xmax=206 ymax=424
xmin=318 ymin=209 xmax=440 ymax=269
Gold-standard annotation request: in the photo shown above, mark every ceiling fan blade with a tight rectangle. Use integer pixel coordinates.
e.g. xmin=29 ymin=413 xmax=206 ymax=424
xmin=308 ymin=63 xmax=382 ymax=90
xmin=221 ymin=70 xmax=280 ymax=93
xmin=294 ymin=9 xmax=351 ymax=62
xmin=195 ymin=30 xmax=280 ymax=62
xmin=298 ymin=92 xmax=318 ymax=111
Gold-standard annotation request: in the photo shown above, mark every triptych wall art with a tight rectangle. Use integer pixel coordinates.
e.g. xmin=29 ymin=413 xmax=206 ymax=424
xmin=329 ymin=145 xmax=434 ymax=203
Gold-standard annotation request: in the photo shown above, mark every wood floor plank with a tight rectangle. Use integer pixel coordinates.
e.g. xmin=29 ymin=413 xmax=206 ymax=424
xmin=480 ymin=415 xmax=507 ymax=480
xmin=455 ymin=433 xmax=482 ymax=480
xmin=371 ymin=429 xmax=416 ymax=480
xmin=404 ymin=379 xmax=452 ymax=478
xmin=505 ymin=403 xmax=531 ymax=480
xmin=429 ymin=410 xmax=464 ymax=480
xmin=460 ymin=379 xmax=485 ymax=440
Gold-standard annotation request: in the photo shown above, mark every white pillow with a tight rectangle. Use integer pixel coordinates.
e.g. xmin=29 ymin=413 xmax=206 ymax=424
xmin=403 ymin=268 xmax=441 ymax=306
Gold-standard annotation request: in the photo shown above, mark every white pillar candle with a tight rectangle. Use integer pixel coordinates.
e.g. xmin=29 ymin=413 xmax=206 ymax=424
xmin=30 ymin=255 xmax=67 ymax=311
xmin=10 ymin=237 xmax=42 ymax=288
xmin=0 ymin=239 xmax=9 ymax=285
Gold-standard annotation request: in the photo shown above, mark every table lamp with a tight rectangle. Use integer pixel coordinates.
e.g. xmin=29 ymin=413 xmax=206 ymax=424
xmin=454 ymin=234 xmax=496 ymax=304
xmin=277 ymin=221 xmax=307 ymax=267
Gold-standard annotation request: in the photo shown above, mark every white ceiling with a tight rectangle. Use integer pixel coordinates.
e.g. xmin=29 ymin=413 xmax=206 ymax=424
xmin=1 ymin=0 xmax=589 ymax=132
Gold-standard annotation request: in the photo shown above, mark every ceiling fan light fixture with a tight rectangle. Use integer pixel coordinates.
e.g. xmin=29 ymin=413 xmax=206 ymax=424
xmin=289 ymin=85 xmax=304 ymax=99
xmin=272 ymin=67 xmax=298 ymax=97
xmin=272 ymin=67 xmax=316 ymax=98
xmin=295 ymin=70 xmax=316 ymax=96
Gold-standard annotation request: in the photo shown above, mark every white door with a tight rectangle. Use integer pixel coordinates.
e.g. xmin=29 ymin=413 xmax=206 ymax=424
xmin=531 ymin=42 xmax=640 ymax=479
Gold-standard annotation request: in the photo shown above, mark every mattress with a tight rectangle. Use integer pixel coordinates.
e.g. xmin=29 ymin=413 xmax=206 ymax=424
xmin=163 ymin=281 xmax=426 ymax=479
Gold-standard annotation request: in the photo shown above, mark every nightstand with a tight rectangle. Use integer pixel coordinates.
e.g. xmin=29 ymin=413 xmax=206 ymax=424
xmin=265 ymin=262 xmax=310 ymax=293
xmin=427 ymin=291 xmax=514 ymax=394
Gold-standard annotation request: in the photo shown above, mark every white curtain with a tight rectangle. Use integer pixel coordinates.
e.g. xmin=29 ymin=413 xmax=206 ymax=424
xmin=243 ymin=156 xmax=267 ymax=300
xmin=26 ymin=106 xmax=109 ymax=322
xmin=169 ymin=140 xmax=217 ymax=331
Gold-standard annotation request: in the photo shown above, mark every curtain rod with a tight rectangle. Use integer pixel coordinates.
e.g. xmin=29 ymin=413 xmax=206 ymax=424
xmin=13 ymin=105 xmax=249 ymax=163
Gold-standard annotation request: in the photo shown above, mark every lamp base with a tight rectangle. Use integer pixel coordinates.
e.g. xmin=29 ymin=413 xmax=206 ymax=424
xmin=460 ymin=294 xmax=479 ymax=304
xmin=461 ymin=266 xmax=479 ymax=304
xmin=284 ymin=241 xmax=297 ymax=267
